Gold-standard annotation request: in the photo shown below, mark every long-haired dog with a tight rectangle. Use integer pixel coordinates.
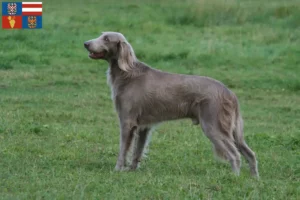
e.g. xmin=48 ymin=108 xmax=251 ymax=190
xmin=84 ymin=32 xmax=259 ymax=177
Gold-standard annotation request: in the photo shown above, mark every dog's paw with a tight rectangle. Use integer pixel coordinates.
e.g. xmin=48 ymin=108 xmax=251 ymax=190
xmin=114 ymin=165 xmax=122 ymax=171
xmin=129 ymin=161 xmax=142 ymax=171
xmin=114 ymin=165 xmax=128 ymax=171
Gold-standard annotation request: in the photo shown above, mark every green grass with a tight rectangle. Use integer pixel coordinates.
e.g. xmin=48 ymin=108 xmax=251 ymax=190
xmin=1 ymin=0 xmax=300 ymax=199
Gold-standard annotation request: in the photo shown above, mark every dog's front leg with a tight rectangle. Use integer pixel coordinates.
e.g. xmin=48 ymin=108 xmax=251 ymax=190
xmin=130 ymin=127 xmax=151 ymax=170
xmin=115 ymin=121 xmax=136 ymax=171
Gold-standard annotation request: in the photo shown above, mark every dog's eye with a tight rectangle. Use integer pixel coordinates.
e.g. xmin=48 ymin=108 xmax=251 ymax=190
xmin=104 ymin=36 xmax=109 ymax=42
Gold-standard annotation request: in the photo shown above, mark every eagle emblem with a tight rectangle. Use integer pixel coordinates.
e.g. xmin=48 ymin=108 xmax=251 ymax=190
xmin=28 ymin=16 xmax=37 ymax=28
xmin=7 ymin=3 xmax=17 ymax=15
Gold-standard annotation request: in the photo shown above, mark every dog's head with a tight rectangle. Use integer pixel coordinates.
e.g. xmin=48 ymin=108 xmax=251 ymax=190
xmin=84 ymin=32 xmax=136 ymax=71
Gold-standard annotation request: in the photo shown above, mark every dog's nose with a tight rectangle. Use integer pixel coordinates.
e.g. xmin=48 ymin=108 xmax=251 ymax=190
xmin=84 ymin=42 xmax=90 ymax=48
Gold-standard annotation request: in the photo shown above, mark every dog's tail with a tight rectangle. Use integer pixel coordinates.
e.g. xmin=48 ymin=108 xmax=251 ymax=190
xmin=233 ymin=103 xmax=245 ymax=146
xmin=218 ymin=90 xmax=245 ymax=145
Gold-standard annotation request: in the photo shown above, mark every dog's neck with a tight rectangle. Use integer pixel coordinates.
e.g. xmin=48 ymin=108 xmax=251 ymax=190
xmin=108 ymin=59 xmax=123 ymax=83
xmin=107 ymin=59 xmax=132 ymax=101
xmin=108 ymin=59 xmax=144 ymax=81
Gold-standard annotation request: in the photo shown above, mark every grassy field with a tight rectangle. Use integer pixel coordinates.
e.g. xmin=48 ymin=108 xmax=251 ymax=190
xmin=1 ymin=0 xmax=300 ymax=199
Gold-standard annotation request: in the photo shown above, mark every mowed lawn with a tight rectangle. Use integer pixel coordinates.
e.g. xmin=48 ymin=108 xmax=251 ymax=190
xmin=1 ymin=0 xmax=300 ymax=199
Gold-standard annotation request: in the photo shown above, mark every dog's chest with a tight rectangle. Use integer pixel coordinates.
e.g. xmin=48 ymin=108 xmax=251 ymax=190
xmin=106 ymin=71 xmax=114 ymax=97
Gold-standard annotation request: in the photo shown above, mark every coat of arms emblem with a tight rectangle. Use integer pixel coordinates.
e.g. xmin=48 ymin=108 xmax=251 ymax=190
xmin=28 ymin=16 xmax=37 ymax=28
xmin=7 ymin=3 xmax=17 ymax=15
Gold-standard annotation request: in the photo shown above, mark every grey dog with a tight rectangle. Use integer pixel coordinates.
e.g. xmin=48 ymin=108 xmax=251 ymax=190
xmin=84 ymin=32 xmax=259 ymax=177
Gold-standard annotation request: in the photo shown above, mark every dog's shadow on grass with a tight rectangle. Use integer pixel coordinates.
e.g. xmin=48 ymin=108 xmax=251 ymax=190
xmin=68 ymin=159 xmax=115 ymax=172
xmin=140 ymin=158 xmax=253 ymax=178
xmin=67 ymin=157 xmax=251 ymax=178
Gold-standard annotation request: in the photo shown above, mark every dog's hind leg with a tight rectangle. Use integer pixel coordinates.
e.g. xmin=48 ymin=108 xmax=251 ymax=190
xmin=238 ymin=140 xmax=258 ymax=177
xmin=205 ymin=129 xmax=241 ymax=175
xmin=234 ymin=116 xmax=259 ymax=177
xmin=198 ymin=105 xmax=241 ymax=175
xmin=219 ymin=138 xmax=241 ymax=175
xmin=130 ymin=126 xmax=152 ymax=170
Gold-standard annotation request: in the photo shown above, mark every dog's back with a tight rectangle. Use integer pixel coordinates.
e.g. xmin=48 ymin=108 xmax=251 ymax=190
xmin=114 ymin=62 xmax=236 ymax=127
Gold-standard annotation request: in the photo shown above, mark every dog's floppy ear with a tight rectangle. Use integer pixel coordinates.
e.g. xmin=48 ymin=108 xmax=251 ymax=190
xmin=117 ymin=41 xmax=136 ymax=72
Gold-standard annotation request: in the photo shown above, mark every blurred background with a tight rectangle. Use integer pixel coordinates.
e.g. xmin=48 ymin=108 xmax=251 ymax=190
xmin=0 ymin=0 xmax=299 ymax=199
